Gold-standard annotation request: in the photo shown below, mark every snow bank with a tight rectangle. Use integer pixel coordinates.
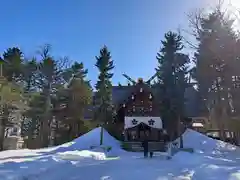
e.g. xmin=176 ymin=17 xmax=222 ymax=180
xmin=173 ymin=151 xmax=203 ymax=165
xmin=56 ymin=150 xmax=106 ymax=161
xmin=182 ymin=129 xmax=238 ymax=153
xmin=54 ymin=127 xmax=122 ymax=153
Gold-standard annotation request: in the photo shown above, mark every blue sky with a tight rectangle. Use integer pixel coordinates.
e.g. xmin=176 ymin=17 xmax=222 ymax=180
xmin=0 ymin=0 xmax=212 ymax=86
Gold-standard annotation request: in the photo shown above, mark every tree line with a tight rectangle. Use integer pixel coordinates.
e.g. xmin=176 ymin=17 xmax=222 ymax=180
xmin=158 ymin=5 xmax=240 ymax=142
xmin=0 ymin=44 xmax=114 ymax=149
xmin=1 ymin=5 xmax=240 ymax=150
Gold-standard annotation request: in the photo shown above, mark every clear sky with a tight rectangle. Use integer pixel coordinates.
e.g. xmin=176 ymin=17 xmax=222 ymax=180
xmin=0 ymin=0 xmax=214 ymax=86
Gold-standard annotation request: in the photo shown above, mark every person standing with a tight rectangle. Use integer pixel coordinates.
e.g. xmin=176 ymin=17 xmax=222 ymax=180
xmin=142 ymin=131 xmax=149 ymax=158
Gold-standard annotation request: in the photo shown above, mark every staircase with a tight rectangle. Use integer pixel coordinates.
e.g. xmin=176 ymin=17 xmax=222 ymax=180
xmin=122 ymin=141 xmax=167 ymax=152
xmin=127 ymin=142 xmax=143 ymax=151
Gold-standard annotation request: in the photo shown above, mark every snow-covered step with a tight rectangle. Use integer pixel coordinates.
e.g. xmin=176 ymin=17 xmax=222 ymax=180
xmin=123 ymin=141 xmax=166 ymax=152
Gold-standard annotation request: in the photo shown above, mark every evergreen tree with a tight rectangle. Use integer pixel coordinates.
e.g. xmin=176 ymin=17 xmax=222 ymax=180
xmin=156 ymin=31 xmax=190 ymax=140
xmin=0 ymin=49 xmax=26 ymax=150
xmin=95 ymin=46 xmax=114 ymax=145
xmin=22 ymin=92 xmax=46 ymax=148
xmin=231 ymin=40 xmax=240 ymax=116
xmin=63 ymin=62 xmax=91 ymax=88
xmin=22 ymin=58 xmax=38 ymax=92
xmin=54 ymin=62 xmax=92 ymax=144
xmin=0 ymin=45 xmax=96 ymax=149
xmin=192 ymin=9 xmax=238 ymax=139
xmin=36 ymin=45 xmax=63 ymax=147
xmin=20 ymin=59 xmax=38 ymax=144
xmin=2 ymin=47 xmax=24 ymax=82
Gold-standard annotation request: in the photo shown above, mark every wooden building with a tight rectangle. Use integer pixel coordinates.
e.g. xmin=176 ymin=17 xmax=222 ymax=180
xmin=110 ymin=75 xmax=201 ymax=143
xmin=82 ymin=73 xmax=203 ymax=147
xmin=116 ymin=78 xmax=163 ymax=142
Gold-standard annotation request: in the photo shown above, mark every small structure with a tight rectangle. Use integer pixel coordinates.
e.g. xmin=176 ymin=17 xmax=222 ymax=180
xmin=3 ymin=126 xmax=24 ymax=150
xmin=189 ymin=117 xmax=209 ymax=133
xmin=3 ymin=136 xmax=24 ymax=150
xmin=192 ymin=122 xmax=204 ymax=131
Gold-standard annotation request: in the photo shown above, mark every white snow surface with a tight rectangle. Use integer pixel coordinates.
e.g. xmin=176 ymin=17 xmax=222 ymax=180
xmin=182 ymin=129 xmax=237 ymax=153
xmin=55 ymin=127 xmax=123 ymax=153
xmin=1 ymin=128 xmax=240 ymax=180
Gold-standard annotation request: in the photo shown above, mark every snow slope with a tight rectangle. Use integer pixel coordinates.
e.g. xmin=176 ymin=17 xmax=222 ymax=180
xmin=54 ymin=127 xmax=122 ymax=153
xmin=1 ymin=128 xmax=240 ymax=180
xmin=182 ymin=129 xmax=237 ymax=153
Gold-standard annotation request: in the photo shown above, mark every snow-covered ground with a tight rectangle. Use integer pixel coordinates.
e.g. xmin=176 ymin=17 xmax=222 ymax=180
xmin=1 ymin=128 xmax=240 ymax=180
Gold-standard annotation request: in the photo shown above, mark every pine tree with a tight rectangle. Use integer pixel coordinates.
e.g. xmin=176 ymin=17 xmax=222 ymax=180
xmin=54 ymin=62 xmax=92 ymax=144
xmin=36 ymin=45 xmax=63 ymax=147
xmin=95 ymin=46 xmax=114 ymax=145
xmin=23 ymin=92 xmax=46 ymax=148
xmin=20 ymin=59 xmax=38 ymax=144
xmin=156 ymin=31 xmax=190 ymax=140
xmin=63 ymin=62 xmax=91 ymax=88
xmin=22 ymin=58 xmax=38 ymax=92
xmin=192 ymin=9 xmax=238 ymax=139
xmin=2 ymin=47 xmax=24 ymax=82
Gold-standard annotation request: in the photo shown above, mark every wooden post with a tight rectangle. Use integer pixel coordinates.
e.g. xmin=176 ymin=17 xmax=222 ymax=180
xmin=100 ymin=125 xmax=103 ymax=145
xmin=179 ymin=116 xmax=183 ymax=148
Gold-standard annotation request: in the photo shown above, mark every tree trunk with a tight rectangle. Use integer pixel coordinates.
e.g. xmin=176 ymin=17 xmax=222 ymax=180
xmin=67 ymin=125 xmax=72 ymax=141
xmin=0 ymin=121 xmax=5 ymax=151
xmin=40 ymin=83 xmax=52 ymax=147
xmin=38 ymin=118 xmax=49 ymax=148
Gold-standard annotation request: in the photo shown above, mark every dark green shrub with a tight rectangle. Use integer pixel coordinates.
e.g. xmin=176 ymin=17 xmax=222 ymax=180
xmin=121 ymin=142 xmax=131 ymax=150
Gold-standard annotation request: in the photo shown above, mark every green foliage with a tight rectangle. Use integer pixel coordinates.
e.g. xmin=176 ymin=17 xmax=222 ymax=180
xmin=191 ymin=7 xmax=240 ymax=138
xmin=155 ymin=31 xmax=190 ymax=138
xmin=2 ymin=47 xmax=24 ymax=81
xmin=22 ymin=93 xmax=46 ymax=137
xmin=94 ymin=46 xmax=114 ymax=123
xmin=63 ymin=62 xmax=89 ymax=82
xmin=22 ymin=58 xmax=38 ymax=92
xmin=121 ymin=142 xmax=131 ymax=151
xmin=193 ymin=10 xmax=237 ymax=109
xmin=53 ymin=61 xmax=92 ymax=144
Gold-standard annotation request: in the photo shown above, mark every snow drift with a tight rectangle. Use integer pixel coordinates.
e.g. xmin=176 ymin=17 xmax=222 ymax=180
xmin=2 ymin=128 xmax=240 ymax=180
xmin=54 ymin=127 xmax=122 ymax=153
xmin=182 ymin=128 xmax=238 ymax=153
xmin=56 ymin=150 xmax=107 ymax=161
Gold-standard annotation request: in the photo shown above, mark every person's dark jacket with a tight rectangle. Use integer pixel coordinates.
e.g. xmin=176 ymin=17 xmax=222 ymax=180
xmin=142 ymin=139 xmax=149 ymax=151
